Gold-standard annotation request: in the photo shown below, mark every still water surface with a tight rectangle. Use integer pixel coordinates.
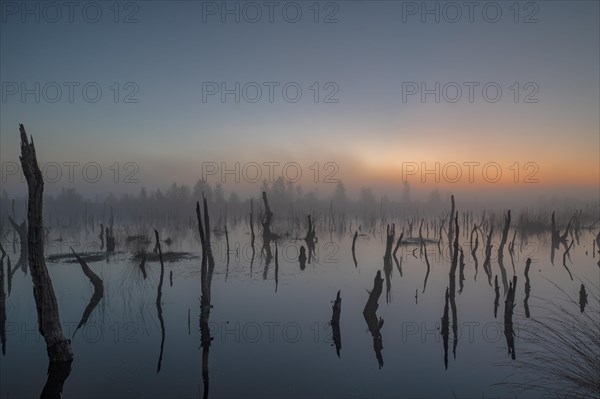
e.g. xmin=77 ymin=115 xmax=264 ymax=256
xmin=0 ymin=225 xmax=596 ymax=398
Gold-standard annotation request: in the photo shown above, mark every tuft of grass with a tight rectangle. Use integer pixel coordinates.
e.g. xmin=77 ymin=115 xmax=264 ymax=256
xmin=499 ymin=279 xmax=599 ymax=398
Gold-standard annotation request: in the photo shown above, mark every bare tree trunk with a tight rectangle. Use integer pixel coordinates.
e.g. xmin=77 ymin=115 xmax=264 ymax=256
xmin=41 ymin=361 xmax=72 ymax=399
xmin=19 ymin=124 xmax=73 ymax=363
xmin=351 ymin=231 xmax=358 ymax=268
xmin=261 ymin=191 xmax=274 ymax=240
xmin=447 ymin=195 xmax=455 ymax=252
xmin=497 ymin=210 xmax=511 ymax=294
xmin=249 ymin=199 xmax=255 ymax=248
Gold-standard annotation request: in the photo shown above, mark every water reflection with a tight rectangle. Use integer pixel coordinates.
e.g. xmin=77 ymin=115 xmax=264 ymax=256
xmin=70 ymin=248 xmax=104 ymax=337
xmin=562 ymin=240 xmax=575 ymax=281
xmin=524 ymin=258 xmax=532 ymax=318
xmin=392 ymin=232 xmax=403 ymax=277
xmin=351 ymin=231 xmax=358 ymax=268
xmin=504 ymin=276 xmax=517 ymax=360
xmin=154 ymin=230 xmax=166 ymax=374
xmin=422 ymin=240 xmax=431 ymax=294
xmin=458 ymin=248 xmax=465 ymax=294
xmin=440 ymin=287 xmax=449 ymax=370
xmin=299 ymin=245 xmax=307 ymax=270
xmin=249 ymin=199 xmax=256 ymax=275
xmin=197 ymin=198 xmax=216 ymax=399
xmin=1 ymin=197 xmax=597 ymax=398
xmin=579 ymin=284 xmax=588 ymax=313
xmin=497 ymin=210 xmax=511 ymax=295
xmin=8 ymin=217 xmax=27 ymax=274
xmin=6 ymin=254 xmax=12 ymax=296
xmin=363 ymin=270 xmax=384 ymax=369
xmin=493 ymin=275 xmax=500 ymax=318
xmin=470 ymin=225 xmax=479 ymax=281
xmin=275 ymin=243 xmax=279 ymax=292
xmin=331 ymin=290 xmax=342 ymax=358
xmin=482 ymin=227 xmax=494 ymax=286
xmin=139 ymin=254 xmax=148 ymax=279
xmin=0 ymin=241 xmax=6 ymax=355
xmin=304 ymin=215 xmax=317 ymax=265
xmin=448 ymin=216 xmax=459 ymax=364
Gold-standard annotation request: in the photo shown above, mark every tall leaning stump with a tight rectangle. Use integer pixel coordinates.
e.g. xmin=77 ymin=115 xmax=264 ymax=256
xmin=19 ymin=124 xmax=73 ymax=363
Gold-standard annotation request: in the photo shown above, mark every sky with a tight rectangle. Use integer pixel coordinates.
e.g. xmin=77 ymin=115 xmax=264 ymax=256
xmin=0 ymin=0 xmax=598 ymax=203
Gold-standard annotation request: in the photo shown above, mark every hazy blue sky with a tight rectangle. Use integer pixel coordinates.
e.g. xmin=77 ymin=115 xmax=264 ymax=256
xmin=1 ymin=1 xmax=598 ymax=201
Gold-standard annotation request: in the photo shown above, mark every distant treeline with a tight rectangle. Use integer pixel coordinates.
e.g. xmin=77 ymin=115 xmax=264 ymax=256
xmin=0 ymin=178 xmax=597 ymax=234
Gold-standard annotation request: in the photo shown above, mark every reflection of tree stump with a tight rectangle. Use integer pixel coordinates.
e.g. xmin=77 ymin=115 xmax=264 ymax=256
xmin=482 ymin=227 xmax=494 ymax=286
xmin=579 ymin=284 xmax=588 ymax=313
xmin=249 ymin=199 xmax=255 ymax=248
xmin=331 ymin=290 xmax=342 ymax=357
xmin=304 ymin=215 xmax=317 ymax=264
xmin=196 ymin=198 xmax=214 ymax=399
xmin=363 ymin=271 xmax=384 ymax=369
xmin=19 ymin=124 xmax=73 ymax=363
xmin=154 ymin=230 xmax=166 ymax=373
xmin=504 ymin=276 xmax=517 ymax=360
xmin=299 ymin=246 xmax=307 ymax=270
xmin=364 ymin=270 xmax=383 ymax=314
xmin=524 ymin=258 xmax=531 ymax=318
xmin=458 ymin=248 xmax=465 ymax=294
xmin=139 ymin=254 xmax=147 ymax=279
xmin=494 ymin=275 xmax=500 ymax=318
xmin=71 ymin=248 xmax=104 ymax=336
xmin=448 ymin=215 xmax=459 ymax=361
xmin=8 ymin=217 xmax=27 ymax=274
xmin=497 ymin=210 xmax=511 ymax=294
xmin=363 ymin=310 xmax=384 ymax=369
xmin=441 ymin=287 xmax=449 ymax=369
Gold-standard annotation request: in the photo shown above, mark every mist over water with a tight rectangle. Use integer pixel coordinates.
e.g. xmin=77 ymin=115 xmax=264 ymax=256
xmin=1 ymin=0 xmax=599 ymax=397
xmin=0 ymin=192 xmax=598 ymax=398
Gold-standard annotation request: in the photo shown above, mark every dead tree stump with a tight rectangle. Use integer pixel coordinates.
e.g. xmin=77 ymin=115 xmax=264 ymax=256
xmin=19 ymin=124 xmax=73 ymax=363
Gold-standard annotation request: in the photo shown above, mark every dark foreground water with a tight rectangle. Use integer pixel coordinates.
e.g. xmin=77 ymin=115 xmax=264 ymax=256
xmin=0 ymin=225 xmax=597 ymax=398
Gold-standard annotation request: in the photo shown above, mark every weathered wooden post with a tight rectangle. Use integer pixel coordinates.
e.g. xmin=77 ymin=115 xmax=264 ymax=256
xmin=19 ymin=124 xmax=73 ymax=363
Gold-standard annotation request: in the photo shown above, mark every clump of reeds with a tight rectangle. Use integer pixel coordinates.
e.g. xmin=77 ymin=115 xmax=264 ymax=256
xmin=500 ymin=279 xmax=599 ymax=398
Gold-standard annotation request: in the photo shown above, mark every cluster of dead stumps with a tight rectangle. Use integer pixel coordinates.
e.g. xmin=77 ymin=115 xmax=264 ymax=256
xmin=1 ymin=125 xmax=598 ymax=398
xmin=3 ymin=124 xmax=327 ymax=399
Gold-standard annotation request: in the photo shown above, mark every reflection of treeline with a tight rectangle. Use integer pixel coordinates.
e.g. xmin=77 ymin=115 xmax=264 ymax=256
xmin=1 ymin=180 xmax=598 ymax=235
